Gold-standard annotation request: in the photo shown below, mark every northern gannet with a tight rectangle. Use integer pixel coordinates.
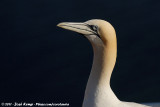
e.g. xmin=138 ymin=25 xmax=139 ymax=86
xmin=57 ymin=19 xmax=151 ymax=107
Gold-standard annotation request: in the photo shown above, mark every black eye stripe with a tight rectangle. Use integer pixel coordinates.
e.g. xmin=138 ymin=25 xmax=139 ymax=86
xmin=71 ymin=23 xmax=100 ymax=38
xmin=85 ymin=24 xmax=98 ymax=31
xmin=89 ymin=25 xmax=98 ymax=31
xmin=84 ymin=24 xmax=100 ymax=38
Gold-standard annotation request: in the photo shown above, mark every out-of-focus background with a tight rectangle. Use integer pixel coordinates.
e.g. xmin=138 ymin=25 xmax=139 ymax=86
xmin=0 ymin=0 xmax=160 ymax=107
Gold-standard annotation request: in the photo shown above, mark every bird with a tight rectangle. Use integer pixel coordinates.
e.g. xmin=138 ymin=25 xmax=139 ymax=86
xmin=57 ymin=19 xmax=151 ymax=107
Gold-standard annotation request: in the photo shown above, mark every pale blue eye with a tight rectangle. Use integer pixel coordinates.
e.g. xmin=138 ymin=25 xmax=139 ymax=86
xmin=90 ymin=25 xmax=98 ymax=31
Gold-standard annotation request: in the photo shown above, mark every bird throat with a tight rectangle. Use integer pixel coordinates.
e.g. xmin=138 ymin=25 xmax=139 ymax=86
xmin=82 ymin=38 xmax=120 ymax=107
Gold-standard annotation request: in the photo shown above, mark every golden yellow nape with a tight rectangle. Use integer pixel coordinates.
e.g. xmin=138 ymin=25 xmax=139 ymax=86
xmin=57 ymin=19 xmax=151 ymax=107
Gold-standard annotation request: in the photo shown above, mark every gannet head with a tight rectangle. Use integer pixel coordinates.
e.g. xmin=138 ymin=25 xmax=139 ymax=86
xmin=57 ymin=19 xmax=116 ymax=46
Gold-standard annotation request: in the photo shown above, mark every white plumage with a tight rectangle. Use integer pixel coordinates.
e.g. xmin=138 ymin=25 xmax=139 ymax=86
xmin=57 ymin=19 xmax=155 ymax=107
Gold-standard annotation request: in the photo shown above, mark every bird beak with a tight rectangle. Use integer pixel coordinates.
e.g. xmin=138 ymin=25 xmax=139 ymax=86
xmin=57 ymin=22 xmax=94 ymax=35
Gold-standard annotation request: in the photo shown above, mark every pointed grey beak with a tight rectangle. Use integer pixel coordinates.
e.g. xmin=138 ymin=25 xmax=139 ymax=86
xmin=57 ymin=22 xmax=95 ymax=35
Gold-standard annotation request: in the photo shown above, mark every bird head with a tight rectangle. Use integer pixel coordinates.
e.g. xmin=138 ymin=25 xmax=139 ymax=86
xmin=57 ymin=19 xmax=116 ymax=47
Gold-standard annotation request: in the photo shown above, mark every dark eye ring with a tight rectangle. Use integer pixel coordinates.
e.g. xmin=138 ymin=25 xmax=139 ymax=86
xmin=90 ymin=25 xmax=98 ymax=31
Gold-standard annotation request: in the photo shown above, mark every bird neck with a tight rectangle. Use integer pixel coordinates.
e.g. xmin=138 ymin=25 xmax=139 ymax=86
xmin=91 ymin=40 xmax=117 ymax=84
xmin=83 ymin=36 xmax=119 ymax=107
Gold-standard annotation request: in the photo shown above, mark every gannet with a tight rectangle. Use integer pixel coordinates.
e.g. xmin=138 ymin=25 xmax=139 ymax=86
xmin=57 ymin=19 xmax=151 ymax=107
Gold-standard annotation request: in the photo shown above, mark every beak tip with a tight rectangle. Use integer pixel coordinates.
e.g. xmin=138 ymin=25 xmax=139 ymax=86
xmin=57 ymin=22 xmax=66 ymax=28
xmin=57 ymin=23 xmax=61 ymax=27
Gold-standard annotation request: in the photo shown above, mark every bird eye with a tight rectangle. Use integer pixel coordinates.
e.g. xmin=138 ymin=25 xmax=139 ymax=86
xmin=90 ymin=25 xmax=98 ymax=32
